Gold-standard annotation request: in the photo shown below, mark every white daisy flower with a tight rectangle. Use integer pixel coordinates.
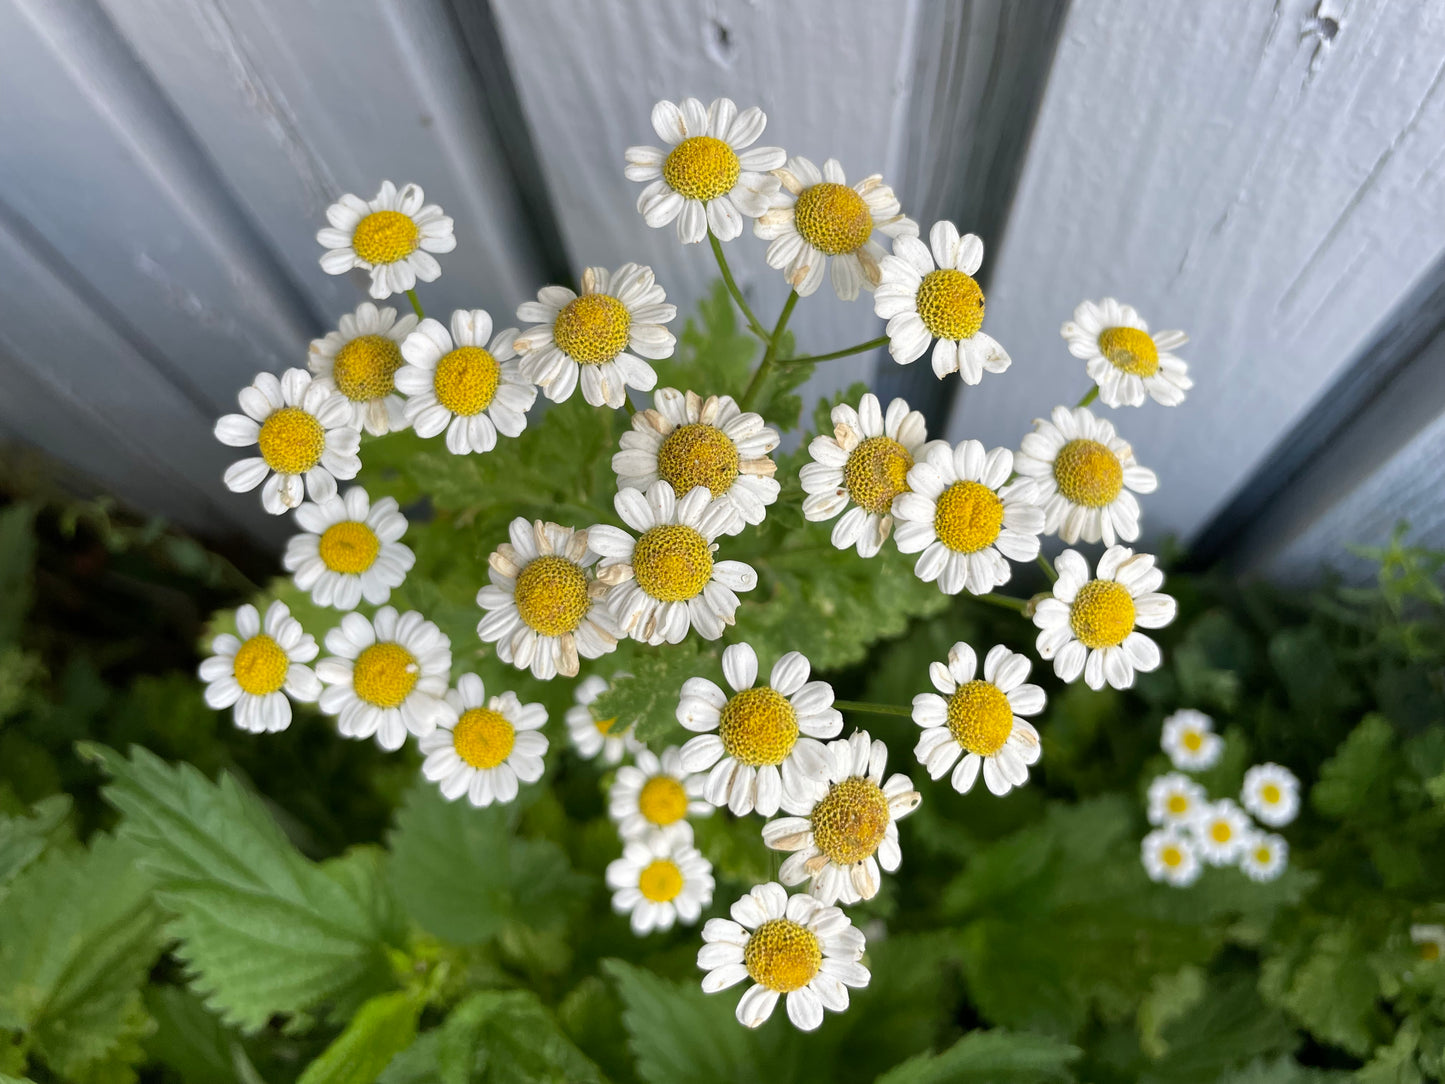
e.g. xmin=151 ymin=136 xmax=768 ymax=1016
xmin=1411 ymin=924 xmax=1445 ymax=962
xmin=873 ymin=221 xmax=1010 ymax=382
xmin=316 ymin=606 xmax=454 ymax=751
xmin=214 ymin=369 xmax=360 ymax=515
xmin=1240 ymin=762 xmax=1301 ymax=827
xmin=396 ymin=310 xmax=536 ymax=455
xmin=1146 ymin=772 xmax=1208 ymax=827
xmin=1063 ymin=298 xmax=1192 ymax=408
xmin=418 ymin=673 xmax=547 ymax=807
xmin=1189 ymin=799 xmax=1251 ymax=866
xmin=307 ymin=302 xmax=417 ymax=435
xmin=283 ymin=487 xmax=414 ymax=611
xmin=315 ymin=181 xmax=456 ymax=299
xmin=513 ymin=264 xmax=675 ymax=409
xmin=1141 ymin=827 xmax=1202 ymax=887
xmin=1012 ymin=406 xmax=1157 ymax=546
xmin=1238 ymin=831 xmax=1289 ymax=883
xmin=607 ymin=835 xmax=715 ymax=936
xmin=610 ymin=746 xmax=710 ymax=846
xmin=1033 ymin=546 xmax=1177 ymax=691
xmin=588 ymin=481 xmax=756 ymax=645
xmin=613 ymin=389 xmax=779 ymax=536
xmin=698 ymin=882 xmax=868 ymax=1031
xmin=911 ymin=641 xmax=1044 ymax=797
xmin=891 ymin=439 xmax=1045 ymax=595
xmin=799 ymin=393 xmax=941 ymax=558
xmin=677 ymin=642 xmax=840 ymax=817
xmin=198 ymin=601 xmax=320 ymax=734
xmin=565 ymin=674 xmax=646 ymax=764
xmin=1161 ymin=709 xmax=1224 ymax=771
xmin=762 ymin=731 xmax=920 ymax=906
xmin=625 ymin=97 xmax=784 ymax=244
xmin=752 ymin=156 xmax=916 ymax=299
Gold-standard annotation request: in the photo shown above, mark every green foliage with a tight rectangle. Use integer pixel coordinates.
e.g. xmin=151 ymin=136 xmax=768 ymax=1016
xmin=873 ymin=1029 xmax=1080 ymax=1084
xmin=297 ymin=990 xmax=424 ymax=1084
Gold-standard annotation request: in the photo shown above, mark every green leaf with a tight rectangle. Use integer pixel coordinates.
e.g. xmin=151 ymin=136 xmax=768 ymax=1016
xmin=1140 ymin=974 xmax=1297 ymax=1082
xmin=143 ymin=986 xmax=262 ymax=1084
xmin=592 ymin=640 xmax=705 ymax=747
xmin=651 ymin=280 xmax=759 ymax=400
xmin=1213 ymin=1055 xmax=1354 ymax=1083
xmin=297 ymin=990 xmax=423 ymax=1084
xmin=1260 ymin=925 xmax=1385 ymax=1057
xmin=1311 ymin=714 xmax=1396 ymax=823
xmin=872 ymin=1029 xmax=1080 ymax=1084
xmin=0 ymin=502 xmax=37 ymax=646
xmin=0 ymin=795 xmax=70 ymax=897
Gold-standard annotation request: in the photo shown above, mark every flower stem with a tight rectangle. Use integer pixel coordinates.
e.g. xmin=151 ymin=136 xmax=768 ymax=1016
xmin=777 ymin=336 xmax=889 ymax=366
xmin=710 ymin=234 xmax=771 ymax=343
xmin=1036 ymin=553 xmax=1057 ymax=582
xmin=406 ymin=289 xmax=425 ymax=320
xmin=972 ymin=592 xmax=1029 ymax=613
xmin=740 ymin=291 xmax=800 ymax=411
xmin=833 ymin=700 xmax=914 ymax=718
xmin=622 ymin=397 xmax=637 ymax=417
xmin=1076 ymin=385 xmax=1099 ymax=408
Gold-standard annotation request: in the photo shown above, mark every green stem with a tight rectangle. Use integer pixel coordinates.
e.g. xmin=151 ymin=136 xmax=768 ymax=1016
xmin=622 ymin=397 xmax=637 ymax=417
xmin=1076 ymin=385 xmax=1099 ymax=408
xmin=406 ymin=289 xmax=425 ymax=320
xmin=972 ymin=592 xmax=1030 ymax=614
xmin=833 ymin=700 xmax=915 ymax=718
xmin=777 ymin=336 xmax=890 ymax=366
xmin=739 ymin=291 xmax=800 ymax=411
xmin=1036 ymin=553 xmax=1058 ymax=582
xmin=709 ymin=234 xmax=771 ymax=343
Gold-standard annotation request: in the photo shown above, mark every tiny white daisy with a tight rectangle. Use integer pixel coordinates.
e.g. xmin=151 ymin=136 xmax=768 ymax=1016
xmin=873 ymin=220 xmax=1010 ymax=382
xmin=610 ymin=746 xmax=710 ymax=846
xmin=699 ymin=882 xmax=869 ymax=1031
xmin=762 ymin=731 xmax=920 ymax=905
xmin=1033 ymin=546 xmax=1177 ymax=691
xmin=397 ymin=310 xmax=536 ymax=455
xmin=308 ymin=302 xmax=417 ymax=435
xmin=283 ymin=487 xmax=414 ymax=611
xmin=565 ymin=674 xmax=645 ymax=764
xmin=677 ymin=642 xmax=840 ymax=817
xmin=1411 ymin=924 xmax=1445 ymax=963
xmin=607 ymin=835 xmax=715 ymax=936
xmin=891 ymin=439 xmax=1045 ymax=595
xmin=198 ymin=601 xmax=319 ymax=733
xmin=1063 ymin=298 xmax=1192 ymax=408
xmin=588 ymin=481 xmax=756 ymax=645
xmin=753 ymin=156 xmax=916 ymax=299
xmin=315 ymin=181 xmax=455 ymax=299
xmin=1141 ymin=826 xmax=1202 ymax=887
xmin=1238 ymin=831 xmax=1289 ymax=883
xmin=1146 ymin=772 xmax=1208 ymax=827
xmin=1240 ymin=763 xmax=1301 ymax=827
xmin=513 ymin=265 xmax=675 ymax=409
xmin=1189 ymin=799 xmax=1252 ymax=866
xmin=418 ymin=673 xmax=547 ymax=807
xmin=625 ymin=97 xmax=784 ymax=244
xmin=1161 ymin=709 xmax=1224 ymax=771
xmin=214 ymin=369 xmax=360 ymax=515
xmin=799 ymin=392 xmax=941 ymax=557
xmin=613 ymin=389 xmax=779 ymax=536
xmin=316 ymin=606 xmax=454 ymax=751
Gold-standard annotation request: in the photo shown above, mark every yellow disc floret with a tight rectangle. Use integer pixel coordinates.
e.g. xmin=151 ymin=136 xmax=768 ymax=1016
xmin=1254 ymin=845 xmax=1274 ymax=866
xmin=1167 ymin=793 xmax=1190 ymax=816
xmin=513 ymin=555 xmax=590 ymax=637
xmin=1422 ymin=940 xmax=1442 ymax=962
xmin=594 ymin=716 xmax=617 ymax=735
xmin=946 ymin=680 xmax=1013 ymax=756
xmin=793 ymin=182 xmax=873 ymax=256
xmin=719 ymin=687 xmax=798 ymax=767
xmin=232 ymin=635 xmax=290 ymax=696
xmin=332 ymin=334 xmax=404 ymax=401
xmin=1210 ymin=819 xmax=1233 ymax=845
xmin=318 ymin=521 xmax=380 ymax=574
xmin=1068 ymin=580 xmax=1136 ymax=650
xmin=934 ymin=481 xmax=1005 ymax=553
xmin=744 ymin=919 xmax=822 ymax=993
xmin=433 ymin=346 xmax=500 ymax=416
xmin=915 ymin=269 xmax=985 ymax=341
xmin=810 ymin=776 xmax=890 ymax=866
xmin=662 ymin=136 xmax=741 ymax=202
xmin=257 ymin=407 xmax=325 ymax=475
xmin=1052 ymin=439 xmax=1124 ymax=508
xmin=452 ymin=707 xmax=515 ymax=769
xmin=1261 ymin=783 xmax=1281 ymax=805
xmin=553 ymin=294 xmax=632 ymax=365
xmin=1098 ymin=327 xmax=1160 ymax=376
xmin=1161 ymin=844 xmax=1185 ymax=868
xmin=656 ymin=424 xmax=740 ymax=497
xmin=351 ymin=642 xmax=418 ymax=708
xmin=638 ymin=858 xmax=685 ymax=903
xmin=638 ymin=775 xmax=689 ymax=826
xmin=843 ymin=436 xmax=913 ymax=516
xmin=631 ymin=524 xmax=713 ymax=602
xmin=351 ymin=210 xmax=419 ymax=265
xmin=1182 ymin=730 xmax=1204 ymax=752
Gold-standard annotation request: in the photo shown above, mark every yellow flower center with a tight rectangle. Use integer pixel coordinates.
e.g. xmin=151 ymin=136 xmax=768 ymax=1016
xmin=1182 ymin=731 xmax=1203 ymax=752
xmin=318 ymin=521 xmax=380 ymax=574
xmin=433 ymin=346 xmax=500 ymax=416
xmin=1210 ymin=820 xmax=1233 ymax=844
xmin=232 ymin=635 xmax=289 ymax=696
xmin=1254 ymin=845 xmax=1273 ymax=866
xmin=452 ymin=707 xmax=515 ymax=769
xmin=745 ymin=919 xmax=822 ymax=993
xmin=1420 ymin=940 xmax=1441 ymax=962
xmin=594 ymin=716 xmax=617 ymax=735
xmin=1166 ymin=793 xmax=1190 ymax=816
xmin=631 ymin=524 xmax=713 ymax=602
xmin=637 ymin=775 xmax=689 ymax=826
xmin=793 ymin=182 xmax=873 ymax=256
xmin=351 ymin=210 xmax=419 ymax=265
xmin=661 ymin=136 xmax=741 ymax=202
xmin=332 ymin=334 xmax=404 ymax=401
xmin=257 ymin=407 xmax=325 ymax=475
xmin=1098 ymin=327 xmax=1160 ymax=376
xmin=1260 ymin=783 xmax=1282 ymax=805
xmin=1053 ymin=439 xmax=1124 ymax=508
xmin=656 ymin=424 xmax=740 ymax=498
xmin=946 ymin=680 xmax=1014 ymax=756
xmin=351 ymin=642 xmax=418 ymax=708
xmin=637 ymin=858 xmax=685 ymax=903
xmin=513 ymin=555 xmax=590 ymax=637
xmin=933 ymin=481 xmax=1004 ymax=553
xmin=843 ymin=436 xmax=913 ymax=517
xmin=1068 ymin=580 xmax=1137 ymax=650
xmin=718 ymin=686 xmax=798 ymax=767
xmin=1161 ymin=844 xmax=1185 ymax=868
xmin=915 ymin=269 xmax=985 ymax=341
xmin=553 ymin=294 xmax=632 ymax=365
xmin=810 ymin=776 xmax=890 ymax=866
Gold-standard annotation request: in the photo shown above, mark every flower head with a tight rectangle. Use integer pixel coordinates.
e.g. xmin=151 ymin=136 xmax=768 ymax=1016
xmin=418 ymin=673 xmax=547 ymax=807
xmin=1141 ymin=827 xmax=1202 ymax=887
xmin=1188 ymin=799 xmax=1252 ymax=866
xmin=1238 ymin=831 xmax=1289 ymax=883
xmin=1412 ymin=924 xmax=1445 ymax=962
xmin=610 ymin=746 xmax=710 ymax=846
xmin=316 ymin=181 xmax=455 ymax=299
xmin=1146 ymin=772 xmax=1208 ymax=827
xmin=1161 ymin=709 xmax=1223 ymax=771
xmin=565 ymin=674 xmax=645 ymax=764
xmin=1240 ymin=762 xmax=1300 ymax=827
xmin=283 ymin=487 xmax=414 ymax=611
xmin=1063 ymin=298 xmax=1191 ymax=408
xmin=308 ymin=302 xmax=417 ymax=435
xmin=607 ymin=835 xmax=714 ymax=935
xmin=199 ymin=601 xmax=319 ymax=733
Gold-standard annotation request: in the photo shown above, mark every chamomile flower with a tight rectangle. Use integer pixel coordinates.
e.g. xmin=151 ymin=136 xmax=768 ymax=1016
xmin=1141 ymin=827 xmax=1202 ymax=887
xmin=610 ymin=747 xmax=710 ymax=846
xmin=1161 ymin=709 xmax=1224 ymax=771
xmin=588 ymin=481 xmax=756 ymax=645
xmin=607 ymin=836 xmax=715 ymax=936
xmin=1032 ymin=546 xmax=1177 ymax=691
xmin=613 ymin=389 xmax=779 ymax=536
xmin=283 ymin=487 xmax=414 ymax=611
xmin=874 ymin=221 xmax=1010 ymax=382
xmin=315 ymin=181 xmax=455 ymax=299
xmin=699 ymin=882 xmax=869 ymax=1031
xmin=513 ymin=265 xmax=675 ymax=409
xmin=800 ymin=393 xmax=940 ymax=557
xmin=891 ymin=440 xmax=1044 ymax=595
xmin=1146 ymin=772 xmax=1208 ymax=827
xmin=397 ymin=310 xmax=536 ymax=455
xmin=307 ymin=302 xmax=416 ymax=435
xmin=625 ymin=97 xmax=784 ymax=244
xmin=1013 ymin=406 xmax=1157 ymax=546
xmin=316 ymin=606 xmax=454 ymax=751
xmin=215 ymin=369 xmax=360 ymax=514
xmin=1238 ymin=831 xmax=1289 ymax=883
xmin=911 ymin=642 xmax=1044 ymax=796
xmin=677 ymin=642 xmax=840 ymax=817
xmin=1063 ymin=299 xmax=1192 ymax=408
xmin=1240 ymin=763 xmax=1301 ymax=827
xmin=1189 ymin=799 xmax=1251 ymax=866
xmin=476 ymin=519 xmax=622 ymax=680
xmin=1411 ymin=925 xmax=1445 ymax=962
xmin=753 ymin=157 xmax=916 ymax=299
xmin=418 ymin=674 xmax=547 ymax=807
xmin=199 ymin=601 xmax=319 ymax=733
xmin=565 ymin=674 xmax=645 ymax=764
xmin=762 ymin=731 xmax=921 ymax=905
